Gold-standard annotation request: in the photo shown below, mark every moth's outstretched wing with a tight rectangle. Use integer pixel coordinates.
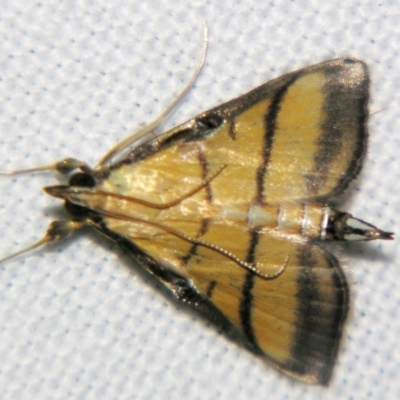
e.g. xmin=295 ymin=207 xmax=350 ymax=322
xmin=188 ymin=237 xmax=349 ymax=385
xmin=83 ymin=58 xmax=360 ymax=383
xmin=96 ymin=218 xmax=348 ymax=385
xmin=114 ymin=58 xmax=368 ymax=206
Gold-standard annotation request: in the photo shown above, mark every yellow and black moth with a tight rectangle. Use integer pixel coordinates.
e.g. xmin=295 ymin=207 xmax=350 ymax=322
xmin=2 ymin=47 xmax=393 ymax=385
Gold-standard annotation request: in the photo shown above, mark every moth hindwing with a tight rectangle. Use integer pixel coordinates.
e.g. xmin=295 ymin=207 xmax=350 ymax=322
xmin=5 ymin=57 xmax=393 ymax=385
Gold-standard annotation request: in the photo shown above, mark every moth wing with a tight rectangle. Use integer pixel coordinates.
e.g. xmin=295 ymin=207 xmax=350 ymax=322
xmin=193 ymin=238 xmax=349 ymax=385
xmin=89 ymin=58 xmax=358 ymax=383
xmin=118 ymin=58 xmax=368 ymax=206
xmin=95 ymin=219 xmax=348 ymax=385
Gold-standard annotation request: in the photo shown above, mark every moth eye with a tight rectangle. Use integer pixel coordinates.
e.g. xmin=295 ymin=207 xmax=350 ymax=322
xmin=196 ymin=113 xmax=223 ymax=130
xmin=68 ymin=172 xmax=96 ymax=187
xmin=64 ymin=201 xmax=90 ymax=218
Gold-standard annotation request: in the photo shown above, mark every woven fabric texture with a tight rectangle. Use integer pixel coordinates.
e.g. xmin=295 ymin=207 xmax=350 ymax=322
xmin=0 ymin=1 xmax=399 ymax=399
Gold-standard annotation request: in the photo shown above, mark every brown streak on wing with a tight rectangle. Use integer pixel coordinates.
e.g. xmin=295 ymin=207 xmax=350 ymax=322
xmin=256 ymin=74 xmax=300 ymax=204
xmin=181 ymin=219 xmax=210 ymax=265
xmin=197 ymin=146 xmax=213 ymax=203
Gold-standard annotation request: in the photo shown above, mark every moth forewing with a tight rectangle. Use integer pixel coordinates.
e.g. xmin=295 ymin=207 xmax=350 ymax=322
xmin=1 ymin=52 xmax=393 ymax=386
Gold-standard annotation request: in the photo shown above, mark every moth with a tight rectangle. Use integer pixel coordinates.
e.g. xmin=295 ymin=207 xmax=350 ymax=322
xmin=2 ymin=39 xmax=393 ymax=385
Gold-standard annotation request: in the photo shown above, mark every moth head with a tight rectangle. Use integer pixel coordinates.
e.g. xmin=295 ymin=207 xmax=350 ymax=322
xmin=44 ymin=172 xmax=97 ymax=219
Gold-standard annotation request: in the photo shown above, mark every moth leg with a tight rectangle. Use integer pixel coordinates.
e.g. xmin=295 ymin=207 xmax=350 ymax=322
xmin=158 ymin=274 xmax=204 ymax=305
xmin=0 ymin=157 xmax=90 ymax=176
xmin=96 ymin=24 xmax=209 ymax=168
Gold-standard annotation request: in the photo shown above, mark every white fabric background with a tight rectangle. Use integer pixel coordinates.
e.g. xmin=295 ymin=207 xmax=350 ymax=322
xmin=0 ymin=1 xmax=399 ymax=399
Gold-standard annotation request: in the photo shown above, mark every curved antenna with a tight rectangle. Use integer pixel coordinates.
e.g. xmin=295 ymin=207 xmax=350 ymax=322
xmin=0 ymin=158 xmax=88 ymax=176
xmin=96 ymin=23 xmax=209 ymax=168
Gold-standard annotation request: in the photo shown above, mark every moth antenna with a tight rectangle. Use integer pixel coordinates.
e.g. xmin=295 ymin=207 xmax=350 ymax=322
xmin=0 ymin=220 xmax=83 ymax=265
xmin=96 ymin=24 xmax=209 ymax=168
xmin=0 ymin=158 xmax=89 ymax=176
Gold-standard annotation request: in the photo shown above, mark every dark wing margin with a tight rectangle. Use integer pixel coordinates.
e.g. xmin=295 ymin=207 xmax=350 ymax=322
xmin=311 ymin=58 xmax=369 ymax=204
xmin=287 ymin=245 xmax=349 ymax=385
